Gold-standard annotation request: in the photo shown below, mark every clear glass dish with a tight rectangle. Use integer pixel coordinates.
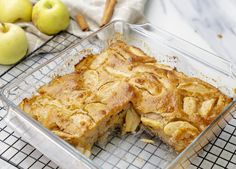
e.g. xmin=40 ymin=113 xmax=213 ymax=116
xmin=1 ymin=20 xmax=236 ymax=169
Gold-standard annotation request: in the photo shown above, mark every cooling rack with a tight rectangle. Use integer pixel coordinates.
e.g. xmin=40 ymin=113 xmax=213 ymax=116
xmin=0 ymin=31 xmax=236 ymax=169
xmin=0 ymin=32 xmax=80 ymax=169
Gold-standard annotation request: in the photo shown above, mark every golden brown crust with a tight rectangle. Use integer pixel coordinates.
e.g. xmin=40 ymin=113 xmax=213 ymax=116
xmin=20 ymin=40 xmax=232 ymax=153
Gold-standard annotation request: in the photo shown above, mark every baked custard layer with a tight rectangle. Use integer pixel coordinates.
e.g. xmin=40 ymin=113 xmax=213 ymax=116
xmin=20 ymin=41 xmax=232 ymax=154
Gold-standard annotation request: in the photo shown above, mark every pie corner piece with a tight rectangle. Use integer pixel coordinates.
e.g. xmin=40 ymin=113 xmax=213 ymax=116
xmin=19 ymin=40 xmax=232 ymax=155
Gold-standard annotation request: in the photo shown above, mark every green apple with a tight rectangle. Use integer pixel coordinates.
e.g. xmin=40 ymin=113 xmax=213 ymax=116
xmin=0 ymin=23 xmax=28 ymax=65
xmin=0 ymin=0 xmax=33 ymax=22
xmin=32 ymin=0 xmax=70 ymax=35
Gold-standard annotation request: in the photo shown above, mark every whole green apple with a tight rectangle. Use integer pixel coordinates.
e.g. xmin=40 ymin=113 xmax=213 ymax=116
xmin=32 ymin=0 xmax=70 ymax=35
xmin=0 ymin=23 xmax=28 ymax=65
xmin=0 ymin=0 xmax=33 ymax=22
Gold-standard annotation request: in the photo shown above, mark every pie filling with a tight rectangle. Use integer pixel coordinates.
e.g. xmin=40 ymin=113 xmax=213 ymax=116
xmin=20 ymin=41 xmax=232 ymax=155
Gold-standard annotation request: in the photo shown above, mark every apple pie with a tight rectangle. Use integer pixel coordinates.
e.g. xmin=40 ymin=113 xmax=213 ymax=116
xmin=20 ymin=40 xmax=232 ymax=155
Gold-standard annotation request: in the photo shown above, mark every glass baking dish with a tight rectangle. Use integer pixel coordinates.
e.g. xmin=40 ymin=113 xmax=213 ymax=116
xmin=1 ymin=20 xmax=236 ymax=169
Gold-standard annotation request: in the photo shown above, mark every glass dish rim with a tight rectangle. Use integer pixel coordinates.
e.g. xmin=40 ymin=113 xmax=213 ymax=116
xmin=1 ymin=20 xmax=236 ymax=169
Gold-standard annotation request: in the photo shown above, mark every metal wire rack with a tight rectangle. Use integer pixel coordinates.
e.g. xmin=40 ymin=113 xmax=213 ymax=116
xmin=0 ymin=31 xmax=80 ymax=169
xmin=0 ymin=31 xmax=236 ymax=169
xmin=190 ymin=107 xmax=236 ymax=169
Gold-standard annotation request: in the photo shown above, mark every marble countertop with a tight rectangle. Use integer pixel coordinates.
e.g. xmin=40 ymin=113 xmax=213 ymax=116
xmin=146 ymin=0 xmax=236 ymax=66
xmin=145 ymin=0 xmax=213 ymax=52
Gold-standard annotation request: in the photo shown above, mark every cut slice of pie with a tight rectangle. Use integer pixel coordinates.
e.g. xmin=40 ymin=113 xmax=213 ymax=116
xmin=20 ymin=40 xmax=232 ymax=154
xmin=20 ymin=73 xmax=134 ymax=155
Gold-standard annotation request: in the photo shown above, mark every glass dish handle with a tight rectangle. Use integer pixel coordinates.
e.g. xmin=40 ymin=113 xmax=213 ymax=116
xmin=0 ymin=100 xmax=8 ymax=119
xmin=4 ymin=108 xmax=33 ymax=140
xmin=0 ymin=100 xmax=32 ymax=139
xmin=129 ymin=22 xmax=236 ymax=79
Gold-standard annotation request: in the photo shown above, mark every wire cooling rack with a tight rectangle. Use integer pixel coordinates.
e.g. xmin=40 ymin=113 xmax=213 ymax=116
xmin=190 ymin=107 xmax=236 ymax=169
xmin=0 ymin=31 xmax=236 ymax=169
xmin=0 ymin=32 xmax=80 ymax=169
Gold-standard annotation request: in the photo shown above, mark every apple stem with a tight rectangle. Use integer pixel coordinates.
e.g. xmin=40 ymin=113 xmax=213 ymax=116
xmin=0 ymin=22 xmax=2 ymax=32
xmin=0 ymin=23 xmax=7 ymax=33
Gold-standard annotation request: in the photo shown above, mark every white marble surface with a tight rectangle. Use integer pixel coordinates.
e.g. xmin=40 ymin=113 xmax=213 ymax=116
xmin=1 ymin=0 xmax=236 ymax=168
xmin=145 ymin=0 xmax=214 ymax=52
xmin=169 ymin=0 xmax=236 ymax=65
xmin=146 ymin=0 xmax=236 ymax=69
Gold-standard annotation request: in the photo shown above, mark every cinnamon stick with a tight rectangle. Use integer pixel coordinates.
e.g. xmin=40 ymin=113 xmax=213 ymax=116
xmin=100 ymin=0 xmax=117 ymax=27
xmin=76 ymin=12 xmax=89 ymax=31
